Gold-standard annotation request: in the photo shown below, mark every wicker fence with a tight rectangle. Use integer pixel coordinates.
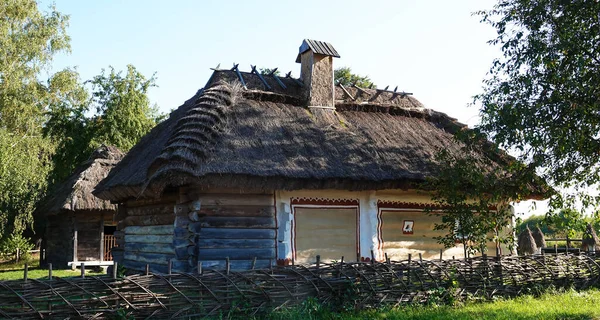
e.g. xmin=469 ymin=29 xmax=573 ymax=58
xmin=1 ymin=253 xmax=600 ymax=319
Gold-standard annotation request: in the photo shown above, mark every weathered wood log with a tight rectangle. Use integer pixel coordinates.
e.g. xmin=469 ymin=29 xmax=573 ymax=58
xmin=127 ymin=204 xmax=173 ymax=216
xmin=196 ymin=228 xmax=276 ymax=239
xmin=125 ymin=225 xmax=174 ymax=235
xmin=197 ymin=238 xmax=275 ymax=249
xmin=191 ymin=194 xmax=273 ymax=207
xmin=122 ymin=259 xmax=168 ymax=273
xmin=198 ymin=259 xmax=272 ymax=270
xmin=197 ymin=248 xmax=275 ymax=260
xmin=124 ymin=252 xmax=175 ymax=265
xmin=122 ymin=214 xmax=174 ymax=227
xmin=194 ymin=216 xmax=275 ymax=229
xmin=124 ymin=234 xmax=173 ymax=244
xmin=126 ymin=194 xmax=178 ymax=208
xmin=197 ymin=205 xmax=275 ymax=217
xmin=124 ymin=242 xmax=175 ymax=255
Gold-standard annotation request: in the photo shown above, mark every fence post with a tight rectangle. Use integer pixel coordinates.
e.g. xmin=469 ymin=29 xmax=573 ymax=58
xmin=316 ymin=255 xmax=321 ymax=269
xmin=226 ymin=257 xmax=230 ymax=275
xmin=440 ymin=249 xmax=443 ymax=261
xmin=146 ymin=264 xmax=150 ymax=276
xmin=384 ymin=252 xmax=389 ymax=264
xmin=16 ymin=248 xmax=19 ymax=263
xmin=48 ymin=263 xmax=53 ymax=280
xmin=198 ymin=261 xmax=203 ymax=275
xmin=24 ymin=263 xmax=28 ymax=282
xmin=371 ymin=250 xmax=375 ymax=264
xmin=112 ymin=262 xmax=118 ymax=280
xmin=81 ymin=262 xmax=85 ymax=278
xmin=554 ymin=244 xmax=558 ymax=255
xmin=407 ymin=253 xmax=412 ymax=285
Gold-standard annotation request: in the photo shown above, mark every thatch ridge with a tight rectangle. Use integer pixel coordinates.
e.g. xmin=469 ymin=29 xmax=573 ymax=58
xmin=37 ymin=145 xmax=124 ymax=215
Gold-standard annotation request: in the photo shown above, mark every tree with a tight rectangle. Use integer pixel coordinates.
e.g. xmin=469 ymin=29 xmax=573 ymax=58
xmin=88 ymin=65 xmax=162 ymax=151
xmin=334 ymin=67 xmax=374 ymax=88
xmin=545 ymin=208 xmax=586 ymax=246
xmin=0 ymin=0 xmax=72 ymax=242
xmin=259 ymin=68 xmax=280 ymax=76
xmin=515 ymin=214 xmax=553 ymax=236
xmin=423 ymin=140 xmax=526 ymax=256
xmin=45 ymin=65 xmax=162 ymax=183
xmin=475 ymin=1 xmax=600 ymax=209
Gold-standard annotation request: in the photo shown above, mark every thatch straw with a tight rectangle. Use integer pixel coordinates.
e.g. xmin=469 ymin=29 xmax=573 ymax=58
xmin=531 ymin=226 xmax=546 ymax=249
xmin=582 ymin=223 xmax=600 ymax=252
xmin=37 ymin=145 xmax=124 ymax=215
xmin=518 ymin=226 xmax=538 ymax=255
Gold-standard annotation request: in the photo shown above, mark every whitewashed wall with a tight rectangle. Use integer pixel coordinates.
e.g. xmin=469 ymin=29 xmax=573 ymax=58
xmin=275 ymin=189 xmax=513 ymax=263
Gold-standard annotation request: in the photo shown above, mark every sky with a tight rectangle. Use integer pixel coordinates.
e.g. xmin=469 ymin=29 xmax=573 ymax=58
xmin=42 ymin=0 xmax=547 ymax=218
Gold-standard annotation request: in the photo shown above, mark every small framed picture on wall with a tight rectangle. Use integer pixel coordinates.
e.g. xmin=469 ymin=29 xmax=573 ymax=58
xmin=403 ymin=220 xmax=414 ymax=235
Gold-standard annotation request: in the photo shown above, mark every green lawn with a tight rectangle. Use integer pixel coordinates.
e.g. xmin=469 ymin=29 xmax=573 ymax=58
xmin=266 ymin=289 xmax=600 ymax=320
xmin=0 ymin=258 xmax=104 ymax=280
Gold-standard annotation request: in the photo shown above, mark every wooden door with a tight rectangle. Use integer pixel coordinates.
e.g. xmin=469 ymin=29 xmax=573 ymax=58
xmin=293 ymin=207 xmax=358 ymax=264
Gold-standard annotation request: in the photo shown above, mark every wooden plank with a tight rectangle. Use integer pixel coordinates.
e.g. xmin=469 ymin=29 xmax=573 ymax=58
xmin=125 ymin=225 xmax=174 ymax=235
xmin=192 ymin=194 xmax=274 ymax=207
xmin=197 ymin=205 xmax=275 ymax=217
xmin=123 ymin=259 xmax=168 ymax=274
xmin=197 ymin=248 xmax=275 ymax=260
xmin=196 ymin=228 xmax=276 ymax=239
xmin=127 ymin=204 xmax=173 ymax=216
xmin=126 ymin=194 xmax=178 ymax=208
xmin=122 ymin=214 xmax=174 ymax=227
xmin=124 ymin=242 xmax=175 ymax=254
xmin=197 ymin=238 xmax=275 ymax=249
xmin=124 ymin=234 xmax=173 ymax=244
xmin=194 ymin=217 xmax=275 ymax=229
xmin=124 ymin=252 xmax=174 ymax=265
xmin=199 ymin=259 xmax=271 ymax=270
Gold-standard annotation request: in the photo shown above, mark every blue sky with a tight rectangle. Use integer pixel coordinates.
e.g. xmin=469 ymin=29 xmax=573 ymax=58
xmin=42 ymin=0 xmax=546 ymax=217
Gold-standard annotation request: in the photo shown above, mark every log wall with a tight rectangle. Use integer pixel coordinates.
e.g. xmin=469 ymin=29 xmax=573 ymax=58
xmin=74 ymin=212 xmax=103 ymax=261
xmin=175 ymin=193 xmax=276 ymax=272
xmin=45 ymin=213 xmax=74 ymax=267
xmin=118 ymin=195 xmax=177 ymax=274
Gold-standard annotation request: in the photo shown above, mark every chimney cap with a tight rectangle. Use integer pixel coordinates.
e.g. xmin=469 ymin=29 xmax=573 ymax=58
xmin=295 ymin=39 xmax=340 ymax=63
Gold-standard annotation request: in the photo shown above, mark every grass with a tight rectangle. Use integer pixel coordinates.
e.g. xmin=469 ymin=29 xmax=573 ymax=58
xmin=0 ymin=257 xmax=104 ymax=280
xmin=263 ymin=289 xmax=600 ymax=320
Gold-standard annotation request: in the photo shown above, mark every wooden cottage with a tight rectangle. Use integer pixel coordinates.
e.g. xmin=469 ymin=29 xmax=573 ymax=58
xmin=94 ymin=39 xmax=542 ymax=273
xmin=38 ymin=145 xmax=123 ymax=268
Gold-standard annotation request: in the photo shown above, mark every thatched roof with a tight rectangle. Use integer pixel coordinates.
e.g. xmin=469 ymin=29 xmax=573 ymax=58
xmin=95 ymin=70 xmax=542 ymax=202
xmin=38 ymin=145 xmax=124 ymax=215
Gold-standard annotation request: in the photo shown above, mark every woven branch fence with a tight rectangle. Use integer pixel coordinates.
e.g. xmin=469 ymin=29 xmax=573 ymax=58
xmin=1 ymin=253 xmax=600 ymax=319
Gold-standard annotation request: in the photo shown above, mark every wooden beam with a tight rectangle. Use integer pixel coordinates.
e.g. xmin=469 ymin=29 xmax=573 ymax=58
xmin=231 ymin=63 xmax=247 ymax=89
xmin=337 ymin=83 xmax=356 ymax=101
xmin=251 ymin=65 xmax=272 ymax=90
xmin=100 ymin=213 xmax=104 ymax=262
xmin=285 ymin=71 xmax=304 ymax=87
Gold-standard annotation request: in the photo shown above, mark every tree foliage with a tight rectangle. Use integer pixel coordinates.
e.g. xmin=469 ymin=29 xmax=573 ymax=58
xmin=259 ymin=68 xmax=280 ymax=76
xmin=44 ymin=65 xmax=163 ymax=184
xmin=0 ymin=0 xmax=70 ymax=240
xmin=0 ymin=1 xmax=162 ymax=245
xmin=475 ymin=0 xmax=600 ymax=209
xmin=334 ymin=67 xmax=374 ymax=88
xmin=422 ymin=125 xmax=543 ymax=256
